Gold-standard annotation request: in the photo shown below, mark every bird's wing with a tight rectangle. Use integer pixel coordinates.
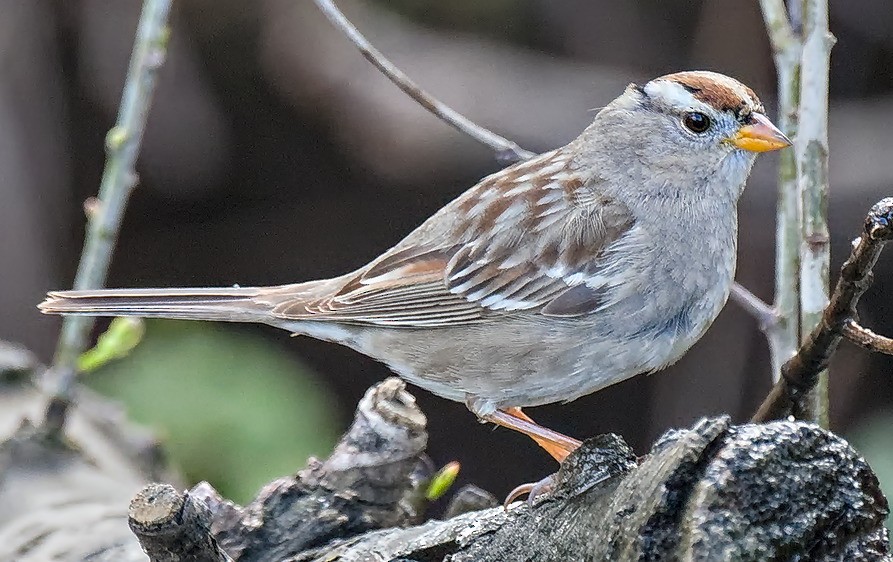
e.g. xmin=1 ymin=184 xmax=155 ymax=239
xmin=271 ymin=150 xmax=635 ymax=327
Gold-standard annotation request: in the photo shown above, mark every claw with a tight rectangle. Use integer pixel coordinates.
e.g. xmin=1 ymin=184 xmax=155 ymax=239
xmin=504 ymin=483 xmax=533 ymax=508
xmin=503 ymin=474 xmax=556 ymax=508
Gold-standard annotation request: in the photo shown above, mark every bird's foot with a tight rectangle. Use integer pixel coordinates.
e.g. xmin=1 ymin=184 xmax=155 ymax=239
xmin=469 ymin=404 xmax=580 ymax=507
xmin=503 ymin=473 xmax=556 ymax=508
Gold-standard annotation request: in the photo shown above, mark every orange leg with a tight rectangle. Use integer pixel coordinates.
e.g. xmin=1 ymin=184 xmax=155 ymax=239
xmin=483 ymin=407 xmax=582 ymax=463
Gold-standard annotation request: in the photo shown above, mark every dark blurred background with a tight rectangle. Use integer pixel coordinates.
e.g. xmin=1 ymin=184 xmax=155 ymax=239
xmin=2 ymin=0 xmax=891 ymax=506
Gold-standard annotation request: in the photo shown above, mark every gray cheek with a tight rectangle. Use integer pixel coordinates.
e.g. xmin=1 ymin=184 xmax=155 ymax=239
xmin=723 ymin=151 xmax=758 ymax=186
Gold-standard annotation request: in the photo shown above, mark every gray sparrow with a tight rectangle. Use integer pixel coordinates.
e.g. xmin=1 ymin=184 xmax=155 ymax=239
xmin=41 ymin=71 xmax=791 ymax=461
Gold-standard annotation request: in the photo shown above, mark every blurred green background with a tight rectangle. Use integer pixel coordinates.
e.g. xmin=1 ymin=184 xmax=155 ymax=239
xmin=88 ymin=320 xmax=340 ymax=504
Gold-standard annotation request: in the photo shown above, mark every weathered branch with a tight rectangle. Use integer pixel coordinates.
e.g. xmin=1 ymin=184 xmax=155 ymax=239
xmin=129 ymin=484 xmax=231 ymax=562
xmin=752 ymin=198 xmax=893 ymax=423
xmin=311 ymin=0 xmax=534 ymax=164
xmin=0 ymin=346 xmax=176 ymax=561
xmin=44 ymin=0 xmax=172 ymax=434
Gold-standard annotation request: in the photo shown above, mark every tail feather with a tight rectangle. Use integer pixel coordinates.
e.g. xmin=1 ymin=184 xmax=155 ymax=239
xmin=38 ymin=287 xmax=271 ymax=323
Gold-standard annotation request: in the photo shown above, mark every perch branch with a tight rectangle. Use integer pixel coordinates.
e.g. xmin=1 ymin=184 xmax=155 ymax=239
xmin=43 ymin=0 xmax=172 ymax=434
xmin=752 ymin=198 xmax=893 ymax=423
xmin=201 ymin=414 xmax=889 ymax=560
xmin=2 ymin=350 xmax=887 ymax=559
xmin=311 ymin=0 xmax=534 ymax=164
xmin=795 ymin=0 xmax=836 ymax=426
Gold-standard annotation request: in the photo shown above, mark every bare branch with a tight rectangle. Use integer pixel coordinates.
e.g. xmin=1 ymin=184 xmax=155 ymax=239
xmin=43 ymin=0 xmax=173 ymax=434
xmin=758 ymin=0 xmax=802 ymax=384
xmin=312 ymin=0 xmax=535 ymax=164
xmin=752 ymin=198 xmax=893 ymax=423
xmin=795 ymin=0 xmax=836 ymax=426
xmin=758 ymin=0 xmax=798 ymax=55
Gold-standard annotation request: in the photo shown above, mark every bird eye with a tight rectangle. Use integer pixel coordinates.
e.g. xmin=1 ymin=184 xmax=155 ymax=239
xmin=683 ymin=112 xmax=711 ymax=134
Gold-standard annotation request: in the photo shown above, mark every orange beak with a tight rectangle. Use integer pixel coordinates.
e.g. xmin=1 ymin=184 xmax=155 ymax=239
xmin=729 ymin=113 xmax=792 ymax=153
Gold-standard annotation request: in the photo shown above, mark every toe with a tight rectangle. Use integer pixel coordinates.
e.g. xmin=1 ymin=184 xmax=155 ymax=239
xmin=503 ymin=474 xmax=556 ymax=508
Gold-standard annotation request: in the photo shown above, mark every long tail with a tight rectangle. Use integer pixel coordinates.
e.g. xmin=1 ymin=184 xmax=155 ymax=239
xmin=38 ymin=287 xmax=274 ymax=323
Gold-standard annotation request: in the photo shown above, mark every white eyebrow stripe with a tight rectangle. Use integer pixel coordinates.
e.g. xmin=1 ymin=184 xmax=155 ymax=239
xmin=643 ymin=80 xmax=713 ymax=113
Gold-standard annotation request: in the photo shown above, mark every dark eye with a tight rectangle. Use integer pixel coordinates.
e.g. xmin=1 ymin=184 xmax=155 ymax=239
xmin=683 ymin=112 xmax=711 ymax=134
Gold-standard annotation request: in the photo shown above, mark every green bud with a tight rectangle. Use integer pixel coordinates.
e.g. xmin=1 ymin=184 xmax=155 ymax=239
xmin=425 ymin=461 xmax=460 ymax=501
xmin=77 ymin=317 xmax=145 ymax=373
xmin=105 ymin=126 xmax=128 ymax=151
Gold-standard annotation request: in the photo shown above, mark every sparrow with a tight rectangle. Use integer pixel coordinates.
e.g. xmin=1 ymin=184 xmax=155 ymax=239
xmin=40 ymin=71 xmax=791 ymax=462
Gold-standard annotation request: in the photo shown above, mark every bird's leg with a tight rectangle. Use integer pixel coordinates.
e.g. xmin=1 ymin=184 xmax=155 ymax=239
xmin=484 ymin=407 xmax=582 ymax=462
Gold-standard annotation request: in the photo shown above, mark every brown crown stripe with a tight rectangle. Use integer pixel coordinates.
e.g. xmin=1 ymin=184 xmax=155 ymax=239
xmin=664 ymin=72 xmax=761 ymax=114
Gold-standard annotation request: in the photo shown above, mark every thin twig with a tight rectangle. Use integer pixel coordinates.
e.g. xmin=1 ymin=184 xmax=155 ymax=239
xmin=752 ymin=198 xmax=893 ymax=423
xmin=788 ymin=0 xmax=804 ymax=34
xmin=729 ymin=284 xmax=779 ymax=331
xmin=311 ymin=0 xmax=535 ymax=164
xmin=43 ymin=0 xmax=173 ymax=434
xmin=729 ymin=284 xmax=791 ymax=370
xmin=758 ymin=0 xmax=802 ymax=385
xmin=795 ymin=0 xmax=835 ymax=427
xmin=843 ymin=321 xmax=893 ymax=355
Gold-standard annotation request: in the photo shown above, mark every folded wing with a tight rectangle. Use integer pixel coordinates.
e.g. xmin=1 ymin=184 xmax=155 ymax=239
xmin=272 ymin=150 xmax=634 ymax=327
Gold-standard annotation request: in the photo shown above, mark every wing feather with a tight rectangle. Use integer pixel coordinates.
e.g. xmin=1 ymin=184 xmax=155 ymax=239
xmin=271 ymin=150 xmax=634 ymax=327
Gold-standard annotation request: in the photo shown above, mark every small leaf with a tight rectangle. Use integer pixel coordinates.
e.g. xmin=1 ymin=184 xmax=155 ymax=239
xmin=425 ymin=461 xmax=460 ymax=501
xmin=78 ymin=317 xmax=145 ymax=373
